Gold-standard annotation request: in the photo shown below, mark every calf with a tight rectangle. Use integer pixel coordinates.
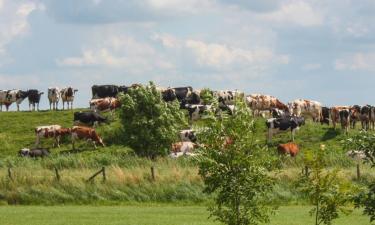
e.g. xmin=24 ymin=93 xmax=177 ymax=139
xmin=266 ymin=116 xmax=305 ymax=142
xmin=179 ymin=129 xmax=197 ymax=142
xmin=74 ymin=111 xmax=107 ymax=126
xmin=71 ymin=126 xmax=105 ymax=149
xmin=61 ymin=87 xmax=78 ymax=110
xmin=277 ymin=142 xmax=300 ymax=157
xmin=35 ymin=125 xmax=71 ymax=148
xmin=19 ymin=148 xmax=50 ymax=158
xmin=90 ymin=97 xmax=121 ymax=114
xmin=27 ymin=89 xmax=44 ymax=111
xmin=48 ymin=87 xmax=60 ymax=110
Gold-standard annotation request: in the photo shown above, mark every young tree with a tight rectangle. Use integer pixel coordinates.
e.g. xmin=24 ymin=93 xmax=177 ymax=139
xmin=299 ymin=145 xmax=356 ymax=225
xmin=345 ymin=131 xmax=375 ymax=223
xmin=197 ymin=100 xmax=276 ymax=225
xmin=118 ymin=82 xmax=187 ymax=159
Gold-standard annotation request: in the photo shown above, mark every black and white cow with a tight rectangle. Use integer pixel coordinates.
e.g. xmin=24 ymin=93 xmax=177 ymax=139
xmin=349 ymin=105 xmax=361 ymax=129
xmin=27 ymin=89 xmax=44 ymax=111
xmin=92 ymin=85 xmax=119 ymax=99
xmin=61 ymin=87 xmax=78 ymax=110
xmin=216 ymin=90 xmax=244 ymax=107
xmin=179 ymin=129 xmax=197 ymax=142
xmin=74 ymin=111 xmax=107 ymax=126
xmin=48 ymin=87 xmax=60 ymax=110
xmin=339 ymin=108 xmax=350 ymax=133
xmin=185 ymin=104 xmax=212 ymax=121
xmin=162 ymin=86 xmax=193 ymax=102
xmin=360 ymin=105 xmax=371 ymax=130
xmin=0 ymin=90 xmax=28 ymax=111
xmin=320 ymin=107 xmax=330 ymax=125
xmin=271 ymin=108 xmax=290 ymax=118
xmin=266 ymin=116 xmax=305 ymax=142
xmin=19 ymin=148 xmax=50 ymax=158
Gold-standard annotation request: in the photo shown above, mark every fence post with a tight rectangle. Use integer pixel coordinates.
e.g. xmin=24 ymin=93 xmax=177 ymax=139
xmin=102 ymin=167 xmax=106 ymax=182
xmin=87 ymin=167 xmax=105 ymax=182
xmin=54 ymin=167 xmax=61 ymax=181
xmin=8 ymin=167 xmax=13 ymax=181
xmin=356 ymin=163 xmax=361 ymax=180
xmin=151 ymin=166 xmax=155 ymax=181
xmin=304 ymin=166 xmax=309 ymax=177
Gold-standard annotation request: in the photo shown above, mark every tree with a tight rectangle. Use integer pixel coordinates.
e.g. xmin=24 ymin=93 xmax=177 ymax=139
xmin=299 ymin=145 xmax=356 ymax=225
xmin=118 ymin=82 xmax=187 ymax=159
xmin=197 ymin=100 xmax=276 ymax=225
xmin=345 ymin=131 xmax=375 ymax=223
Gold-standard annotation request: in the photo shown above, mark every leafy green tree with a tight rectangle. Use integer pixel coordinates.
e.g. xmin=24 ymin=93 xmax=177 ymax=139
xmin=118 ymin=82 xmax=187 ymax=159
xmin=200 ymin=88 xmax=216 ymax=105
xmin=345 ymin=131 xmax=375 ymax=223
xmin=197 ymin=100 xmax=276 ymax=225
xmin=299 ymin=145 xmax=356 ymax=225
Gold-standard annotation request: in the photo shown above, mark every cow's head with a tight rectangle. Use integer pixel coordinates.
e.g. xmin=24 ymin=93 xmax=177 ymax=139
xmin=162 ymin=89 xmax=176 ymax=102
xmin=19 ymin=148 xmax=30 ymax=157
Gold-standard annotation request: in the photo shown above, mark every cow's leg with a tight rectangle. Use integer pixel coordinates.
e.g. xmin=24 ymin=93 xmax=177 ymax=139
xmin=267 ymin=128 xmax=272 ymax=143
xmin=17 ymin=104 xmax=20 ymax=112
xmin=6 ymin=105 xmax=9 ymax=112
xmin=291 ymin=129 xmax=295 ymax=142
xmin=62 ymin=101 xmax=65 ymax=110
xmin=56 ymin=136 xmax=60 ymax=148
xmin=92 ymin=140 xmax=97 ymax=149
xmin=35 ymin=135 xmax=40 ymax=148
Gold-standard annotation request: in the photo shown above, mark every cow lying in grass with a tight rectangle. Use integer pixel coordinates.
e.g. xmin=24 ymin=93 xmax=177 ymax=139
xmin=19 ymin=148 xmax=50 ymax=158
xmin=277 ymin=142 xmax=300 ymax=157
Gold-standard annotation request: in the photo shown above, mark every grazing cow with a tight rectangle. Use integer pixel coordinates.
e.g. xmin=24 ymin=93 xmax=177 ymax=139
xmin=359 ymin=105 xmax=371 ymax=130
xmin=320 ymin=107 xmax=330 ymax=125
xmin=216 ymin=90 xmax=244 ymax=106
xmin=179 ymin=129 xmax=197 ymax=142
xmin=170 ymin=141 xmax=197 ymax=156
xmin=27 ymin=89 xmax=44 ymax=111
xmin=162 ymin=86 xmax=193 ymax=102
xmin=71 ymin=126 xmax=105 ymax=149
xmin=330 ymin=106 xmax=351 ymax=130
xmin=185 ymin=104 xmax=212 ymax=121
xmin=277 ymin=142 xmax=300 ymax=157
xmin=61 ymin=87 xmax=78 ymax=110
xmin=266 ymin=116 xmax=305 ymax=142
xmin=349 ymin=105 xmax=361 ymax=129
xmin=48 ymin=87 xmax=60 ymax=110
xmin=90 ymin=97 xmax=121 ymax=114
xmin=246 ymin=94 xmax=288 ymax=117
xmin=0 ymin=90 xmax=28 ymax=111
xmin=19 ymin=148 xmax=50 ymax=158
xmin=35 ymin=125 xmax=71 ymax=148
xmin=74 ymin=111 xmax=107 ymax=126
xmin=339 ymin=109 xmax=350 ymax=133
xmin=288 ymin=99 xmax=322 ymax=122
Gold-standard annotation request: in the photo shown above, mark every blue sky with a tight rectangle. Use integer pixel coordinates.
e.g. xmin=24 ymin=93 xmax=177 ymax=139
xmin=1 ymin=0 xmax=375 ymax=110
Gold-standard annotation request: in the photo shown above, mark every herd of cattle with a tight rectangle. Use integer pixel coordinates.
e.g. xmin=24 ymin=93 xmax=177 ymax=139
xmin=3 ymin=84 xmax=371 ymax=158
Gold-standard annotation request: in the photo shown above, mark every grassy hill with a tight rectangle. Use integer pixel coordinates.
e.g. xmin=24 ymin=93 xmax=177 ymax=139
xmin=0 ymin=109 xmax=373 ymax=205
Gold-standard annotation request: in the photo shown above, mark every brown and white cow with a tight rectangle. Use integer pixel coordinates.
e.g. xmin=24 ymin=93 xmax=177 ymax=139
xmin=331 ymin=106 xmax=351 ymax=133
xmin=246 ymin=94 xmax=288 ymax=117
xmin=48 ymin=87 xmax=60 ymax=110
xmin=71 ymin=126 xmax=105 ymax=150
xmin=61 ymin=87 xmax=78 ymax=110
xmin=90 ymin=97 xmax=121 ymax=115
xmin=170 ymin=141 xmax=197 ymax=158
xmin=35 ymin=125 xmax=71 ymax=148
xmin=288 ymin=99 xmax=322 ymax=122
xmin=277 ymin=142 xmax=300 ymax=157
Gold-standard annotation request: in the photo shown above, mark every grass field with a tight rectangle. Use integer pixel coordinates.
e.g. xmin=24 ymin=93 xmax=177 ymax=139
xmin=0 ymin=205 xmax=371 ymax=225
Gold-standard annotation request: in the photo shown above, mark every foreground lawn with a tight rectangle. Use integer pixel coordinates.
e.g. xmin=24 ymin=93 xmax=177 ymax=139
xmin=0 ymin=205 xmax=371 ymax=225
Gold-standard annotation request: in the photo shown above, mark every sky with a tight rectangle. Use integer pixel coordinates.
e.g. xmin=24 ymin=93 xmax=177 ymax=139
xmin=1 ymin=0 xmax=375 ymax=110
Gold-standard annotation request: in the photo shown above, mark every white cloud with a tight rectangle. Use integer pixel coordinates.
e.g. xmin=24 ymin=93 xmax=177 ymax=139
xmin=259 ymin=1 xmax=323 ymax=26
xmin=302 ymin=63 xmax=321 ymax=71
xmin=335 ymin=53 xmax=375 ymax=71
xmin=0 ymin=74 xmax=41 ymax=88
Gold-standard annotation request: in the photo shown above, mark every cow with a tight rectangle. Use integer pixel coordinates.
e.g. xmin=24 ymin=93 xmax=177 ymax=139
xmin=162 ymin=86 xmax=193 ymax=103
xmin=288 ymin=99 xmax=322 ymax=122
xmin=266 ymin=116 xmax=305 ymax=142
xmin=35 ymin=125 xmax=71 ymax=148
xmin=271 ymin=108 xmax=290 ymax=118
xmin=74 ymin=111 xmax=107 ymax=126
xmin=219 ymin=104 xmax=236 ymax=116
xmin=61 ymin=87 xmax=78 ymax=110
xmin=346 ymin=150 xmax=366 ymax=161
xmin=246 ymin=94 xmax=288 ymax=117
xmin=27 ymin=89 xmax=44 ymax=111
xmin=0 ymin=90 xmax=28 ymax=111
xmin=19 ymin=148 xmax=50 ymax=158
xmin=71 ymin=126 xmax=105 ymax=150
xmin=349 ymin=105 xmax=361 ymax=129
xmin=170 ymin=141 xmax=197 ymax=158
xmin=277 ymin=142 xmax=300 ymax=157
xmin=48 ymin=87 xmax=60 ymax=110
xmin=339 ymin=109 xmax=350 ymax=134
xmin=179 ymin=129 xmax=197 ymax=142
xmin=216 ymin=90 xmax=244 ymax=107
xmin=90 ymin=97 xmax=121 ymax=115
xmin=320 ymin=107 xmax=330 ymax=125
xmin=370 ymin=106 xmax=375 ymax=130
xmin=185 ymin=104 xmax=213 ymax=121
xmin=360 ymin=105 xmax=371 ymax=130
xmin=330 ymin=106 xmax=351 ymax=130
xmin=92 ymin=85 xmax=119 ymax=99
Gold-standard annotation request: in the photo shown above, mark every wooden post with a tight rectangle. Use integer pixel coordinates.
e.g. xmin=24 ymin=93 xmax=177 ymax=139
xmin=54 ymin=167 xmax=61 ymax=181
xmin=356 ymin=163 xmax=361 ymax=180
xmin=304 ymin=166 xmax=309 ymax=177
xmin=151 ymin=166 xmax=155 ymax=181
xmin=8 ymin=167 xmax=13 ymax=181
xmin=87 ymin=167 xmax=105 ymax=182
xmin=102 ymin=167 xmax=106 ymax=182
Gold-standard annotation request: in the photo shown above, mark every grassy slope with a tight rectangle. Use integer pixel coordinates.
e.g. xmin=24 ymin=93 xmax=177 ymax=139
xmin=0 ymin=205 xmax=371 ymax=225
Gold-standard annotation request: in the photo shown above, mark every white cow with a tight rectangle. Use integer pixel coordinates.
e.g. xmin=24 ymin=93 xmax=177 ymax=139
xmin=216 ymin=90 xmax=244 ymax=106
xmin=288 ymin=99 xmax=322 ymax=122
xmin=61 ymin=87 xmax=78 ymax=110
xmin=48 ymin=87 xmax=60 ymax=110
